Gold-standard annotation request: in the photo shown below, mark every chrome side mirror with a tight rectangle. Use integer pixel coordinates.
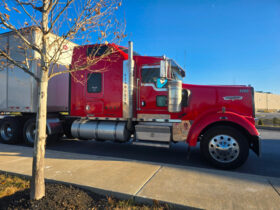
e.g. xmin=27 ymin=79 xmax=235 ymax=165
xmin=160 ymin=60 xmax=168 ymax=78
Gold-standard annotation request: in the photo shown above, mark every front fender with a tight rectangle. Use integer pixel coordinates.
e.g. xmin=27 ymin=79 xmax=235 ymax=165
xmin=187 ymin=111 xmax=259 ymax=147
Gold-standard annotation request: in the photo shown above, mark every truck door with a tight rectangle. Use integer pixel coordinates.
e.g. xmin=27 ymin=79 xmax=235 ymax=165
xmin=137 ymin=65 xmax=168 ymax=114
xmin=84 ymin=71 xmax=104 ymax=117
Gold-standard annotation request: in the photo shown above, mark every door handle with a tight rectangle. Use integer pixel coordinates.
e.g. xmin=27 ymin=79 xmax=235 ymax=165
xmin=141 ymin=101 xmax=146 ymax=107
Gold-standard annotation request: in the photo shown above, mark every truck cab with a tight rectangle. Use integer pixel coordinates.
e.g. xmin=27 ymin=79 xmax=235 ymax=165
xmin=70 ymin=42 xmax=260 ymax=169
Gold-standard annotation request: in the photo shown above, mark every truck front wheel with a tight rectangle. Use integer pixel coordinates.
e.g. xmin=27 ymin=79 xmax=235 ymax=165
xmin=200 ymin=126 xmax=249 ymax=169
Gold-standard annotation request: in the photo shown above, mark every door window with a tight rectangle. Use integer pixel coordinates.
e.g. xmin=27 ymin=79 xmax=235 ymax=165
xmin=87 ymin=73 xmax=102 ymax=93
xmin=141 ymin=67 xmax=160 ymax=84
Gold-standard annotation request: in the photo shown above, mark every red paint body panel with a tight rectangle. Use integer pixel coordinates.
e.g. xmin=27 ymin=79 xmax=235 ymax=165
xmin=70 ymin=44 xmax=257 ymax=147
xmin=180 ymin=84 xmax=256 ymax=146
xmin=70 ymin=44 xmax=126 ymax=118
xmin=186 ymin=111 xmax=258 ymax=146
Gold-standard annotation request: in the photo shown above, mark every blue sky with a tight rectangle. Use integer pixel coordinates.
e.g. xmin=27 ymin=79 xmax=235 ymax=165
xmin=1 ymin=0 xmax=279 ymax=94
xmin=119 ymin=0 xmax=280 ymax=94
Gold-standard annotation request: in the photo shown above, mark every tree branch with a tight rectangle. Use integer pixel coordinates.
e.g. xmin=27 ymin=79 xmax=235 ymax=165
xmin=0 ymin=49 xmax=40 ymax=81
xmin=15 ymin=0 xmax=43 ymax=12
xmin=48 ymin=0 xmax=74 ymax=33
xmin=15 ymin=0 xmax=40 ymax=27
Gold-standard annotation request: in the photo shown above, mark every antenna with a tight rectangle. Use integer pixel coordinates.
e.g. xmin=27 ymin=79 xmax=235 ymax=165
xmin=184 ymin=50 xmax=186 ymax=70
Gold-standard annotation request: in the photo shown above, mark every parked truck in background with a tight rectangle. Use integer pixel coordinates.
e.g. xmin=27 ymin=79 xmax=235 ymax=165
xmin=0 ymin=30 xmax=260 ymax=169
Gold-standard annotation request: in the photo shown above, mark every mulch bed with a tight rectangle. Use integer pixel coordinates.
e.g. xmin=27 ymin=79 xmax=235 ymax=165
xmin=0 ymin=182 xmax=171 ymax=210
xmin=0 ymin=183 xmax=103 ymax=210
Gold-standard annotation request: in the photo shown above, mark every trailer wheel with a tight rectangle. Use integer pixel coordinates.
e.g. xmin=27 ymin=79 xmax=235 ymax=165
xmin=23 ymin=118 xmax=60 ymax=146
xmin=0 ymin=117 xmax=21 ymax=144
xmin=23 ymin=118 xmax=37 ymax=146
xmin=200 ymin=125 xmax=249 ymax=169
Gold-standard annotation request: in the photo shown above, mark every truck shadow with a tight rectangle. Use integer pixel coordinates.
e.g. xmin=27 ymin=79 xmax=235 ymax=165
xmin=1 ymin=135 xmax=280 ymax=178
xmin=1 ymin=139 xmax=280 ymax=195
xmin=48 ymin=137 xmax=280 ymax=178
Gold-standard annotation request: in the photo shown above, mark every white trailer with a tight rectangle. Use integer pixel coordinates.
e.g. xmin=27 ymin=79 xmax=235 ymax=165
xmin=0 ymin=27 xmax=77 ymax=145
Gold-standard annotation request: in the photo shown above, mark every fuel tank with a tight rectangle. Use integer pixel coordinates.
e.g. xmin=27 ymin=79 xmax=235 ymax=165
xmin=71 ymin=120 xmax=131 ymax=142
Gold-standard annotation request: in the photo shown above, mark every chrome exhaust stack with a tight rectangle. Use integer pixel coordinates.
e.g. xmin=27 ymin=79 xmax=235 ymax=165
xmin=122 ymin=41 xmax=135 ymax=119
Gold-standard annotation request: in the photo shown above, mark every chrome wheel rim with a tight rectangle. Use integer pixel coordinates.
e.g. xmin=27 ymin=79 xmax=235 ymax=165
xmin=26 ymin=123 xmax=36 ymax=144
xmin=0 ymin=123 xmax=13 ymax=141
xmin=208 ymin=134 xmax=240 ymax=163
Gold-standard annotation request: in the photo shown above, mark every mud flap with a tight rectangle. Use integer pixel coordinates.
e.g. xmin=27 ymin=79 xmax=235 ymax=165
xmin=249 ymin=135 xmax=261 ymax=157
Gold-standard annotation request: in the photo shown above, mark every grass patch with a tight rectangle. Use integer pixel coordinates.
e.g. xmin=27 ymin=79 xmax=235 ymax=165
xmin=106 ymin=196 xmax=169 ymax=209
xmin=273 ymin=117 xmax=280 ymax=126
xmin=0 ymin=173 xmax=29 ymax=198
xmin=256 ymin=118 xmax=280 ymax=127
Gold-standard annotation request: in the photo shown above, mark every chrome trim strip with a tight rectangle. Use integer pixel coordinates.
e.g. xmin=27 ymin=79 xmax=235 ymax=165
xmin=136 ymin=78 xmax=140 ymax=110
xmin=86 ymin=117 xmax=181 ymax=123
xmin=141 ymin=65 xmax=160 ymax=69
xmin=123 ymin=60 xmax=130 ymax=118
xmin=141 ymin=83 xmax=167 ymax=91
xmin=223 ymin=96 xmax=243 ymax=101
xmin=87 ymin=117 xmax=128 ymax=121
xmin=136 ymin=118 xmax=181 ymax=123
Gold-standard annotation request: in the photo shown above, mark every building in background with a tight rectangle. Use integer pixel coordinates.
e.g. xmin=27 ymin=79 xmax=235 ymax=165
xmin=255 ymin=91 xmax=280 ymax=112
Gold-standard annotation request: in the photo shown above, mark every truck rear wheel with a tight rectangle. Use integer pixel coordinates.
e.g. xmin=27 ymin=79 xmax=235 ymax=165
xmin=200 ymin=125 xmax=249 ymax=169
xmin=23 ymin=118 xmax=36 ymax=146
xmin=23 ymin=118 xmax=61 ymax=146
xmin=0 ymin=117 xmax=21 ymax=144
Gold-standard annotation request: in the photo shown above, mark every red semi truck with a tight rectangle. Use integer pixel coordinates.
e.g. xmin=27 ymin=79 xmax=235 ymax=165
xmin=0 ymin=38 xmax=260 ymax=169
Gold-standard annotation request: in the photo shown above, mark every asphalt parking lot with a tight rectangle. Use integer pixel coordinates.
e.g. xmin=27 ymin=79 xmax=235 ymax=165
xmin=43 ymin=129 xmax=280 ymax=178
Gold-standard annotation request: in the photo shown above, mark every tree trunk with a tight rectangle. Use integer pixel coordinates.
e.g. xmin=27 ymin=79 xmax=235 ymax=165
xmin=30 ymin=0 xmax=50 ymax=200
xmin=30 ymin=69 xmax=48 ymax=200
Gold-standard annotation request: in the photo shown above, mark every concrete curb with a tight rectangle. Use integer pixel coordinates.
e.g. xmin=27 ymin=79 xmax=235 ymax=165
xmin=51 ymin=179 xmax=200 ymax=209
xmin=256 ymin=126 xmax=280 ymax=131
xmin=0 ymin=170 xmax=198 ymax=209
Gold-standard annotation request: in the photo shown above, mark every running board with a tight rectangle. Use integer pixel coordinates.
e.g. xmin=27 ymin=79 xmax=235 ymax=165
xmin=131 ymin=140 xmax=170 ymax=148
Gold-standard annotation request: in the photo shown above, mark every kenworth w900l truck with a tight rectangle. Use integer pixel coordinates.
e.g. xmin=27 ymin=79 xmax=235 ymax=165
xmin=0 ymin=36 xmax=260 ymax=169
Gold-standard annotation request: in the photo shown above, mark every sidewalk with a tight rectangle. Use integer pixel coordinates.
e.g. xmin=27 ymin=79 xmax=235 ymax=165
xmin=0 ymin=144 xmax=279 ymax=209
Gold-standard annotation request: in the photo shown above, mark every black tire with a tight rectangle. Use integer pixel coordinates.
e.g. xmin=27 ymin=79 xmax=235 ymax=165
xmin=200 ymin=125 xmax=249 ymax=169
xmin=23 ymin=118 xmax=56 ymax=146
xmin=23 ymin=118 xmax=36 ymax=146
xmin=0 ymin=117 xmax=21 ymax=144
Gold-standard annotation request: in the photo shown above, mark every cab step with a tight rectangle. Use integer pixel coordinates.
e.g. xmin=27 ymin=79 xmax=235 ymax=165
xmin=131 ymin=140 xmax=170 ymax=148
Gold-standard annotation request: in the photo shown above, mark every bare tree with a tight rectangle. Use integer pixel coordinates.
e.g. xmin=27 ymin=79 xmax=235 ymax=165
xmin=0 ymin=0 xmax=124 ymax=200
